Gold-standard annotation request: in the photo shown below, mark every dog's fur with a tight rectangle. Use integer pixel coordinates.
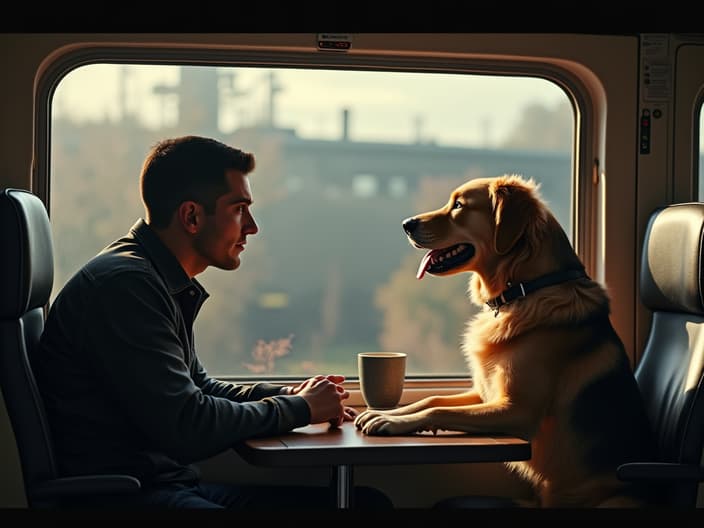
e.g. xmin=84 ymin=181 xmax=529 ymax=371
xmin=355 ymin=175 xmax=656 ymax=507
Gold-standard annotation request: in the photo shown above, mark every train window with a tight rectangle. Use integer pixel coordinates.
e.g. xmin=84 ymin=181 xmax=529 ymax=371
xmin=50 ymin=64 xmax=573 ymax=378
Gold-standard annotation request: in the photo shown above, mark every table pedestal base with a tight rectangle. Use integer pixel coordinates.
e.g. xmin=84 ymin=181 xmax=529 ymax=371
xmin=331 ymin=464 xmax=353 ymax=508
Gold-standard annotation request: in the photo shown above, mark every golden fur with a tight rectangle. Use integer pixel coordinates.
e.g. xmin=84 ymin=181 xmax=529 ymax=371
xmin=355 ymin=175 xmax=655 ymax=507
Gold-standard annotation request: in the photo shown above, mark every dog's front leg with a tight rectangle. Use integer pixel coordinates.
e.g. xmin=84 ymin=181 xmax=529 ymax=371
xmin=358 ymin=399 xmax=536 ymax=438
xmin=354 ymin=390 xmax=483 ymax=431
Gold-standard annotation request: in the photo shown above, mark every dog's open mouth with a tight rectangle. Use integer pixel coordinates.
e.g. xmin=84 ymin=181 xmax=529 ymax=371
xmin=416 ymin=243 xmax=475 ymax=279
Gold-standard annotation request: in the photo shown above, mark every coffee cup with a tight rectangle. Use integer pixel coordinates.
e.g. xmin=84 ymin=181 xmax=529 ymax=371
xmin=357 ymin=352 xmax=407 ymax=410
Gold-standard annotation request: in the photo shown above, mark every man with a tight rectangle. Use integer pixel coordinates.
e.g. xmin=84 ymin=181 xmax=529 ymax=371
xmin=35 ymin=135 xmax=391 ymax=509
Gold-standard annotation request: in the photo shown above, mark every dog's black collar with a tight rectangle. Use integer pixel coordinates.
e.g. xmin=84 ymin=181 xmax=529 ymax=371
xmin=486 ymin=268 xmax=588 ymax=316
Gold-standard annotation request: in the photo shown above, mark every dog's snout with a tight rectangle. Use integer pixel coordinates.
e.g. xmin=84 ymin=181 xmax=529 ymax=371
xmin=402 ymin=217 xmax=419 ymax=235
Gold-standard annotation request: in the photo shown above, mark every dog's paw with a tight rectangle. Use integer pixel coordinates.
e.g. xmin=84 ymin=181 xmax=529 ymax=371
xmin=358 ymin=414 xmax=423 ymax=436
xmin=354 ymin=409 xmax=384 ymax=429
xmin=358 ymin=415 xmax=391 ymax=435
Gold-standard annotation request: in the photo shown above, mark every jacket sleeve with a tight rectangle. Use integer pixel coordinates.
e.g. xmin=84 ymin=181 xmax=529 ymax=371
xmin=83 ymin=270 xmax=311 ymax=463
xmin=191 ymin=355 xmax=288 ymax=401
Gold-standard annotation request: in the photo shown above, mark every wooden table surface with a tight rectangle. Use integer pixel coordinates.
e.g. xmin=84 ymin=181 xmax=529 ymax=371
xmin=235 ymin=421 xmax=531 ymax=467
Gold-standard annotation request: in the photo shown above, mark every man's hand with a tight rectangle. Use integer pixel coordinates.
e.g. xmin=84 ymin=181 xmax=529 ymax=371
xmin=342 ymin=405 xmax=358 ymax=422
xmin=294 ymin=374 xmax=350 ymax=427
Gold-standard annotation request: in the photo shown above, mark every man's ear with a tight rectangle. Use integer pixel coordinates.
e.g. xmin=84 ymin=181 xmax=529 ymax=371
xmin=177 ymin=201 xmax=201 ymax=233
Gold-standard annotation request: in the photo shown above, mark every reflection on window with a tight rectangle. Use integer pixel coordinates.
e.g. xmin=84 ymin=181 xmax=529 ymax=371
xmin=50 ymin=64 xmax=573 ymax=378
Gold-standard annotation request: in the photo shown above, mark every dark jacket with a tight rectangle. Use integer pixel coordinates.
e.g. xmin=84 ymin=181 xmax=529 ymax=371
xmin=35 ymin=219 xmax=311 ymax=486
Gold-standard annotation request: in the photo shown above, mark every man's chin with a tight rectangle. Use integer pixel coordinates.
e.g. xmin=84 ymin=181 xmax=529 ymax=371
xmin=213 ymin=258 xmax=240 ymax=271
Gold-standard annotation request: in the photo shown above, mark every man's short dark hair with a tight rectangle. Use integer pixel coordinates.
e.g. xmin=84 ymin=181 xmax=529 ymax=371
xmin=140 ymin=135 xmax=256 ymax=228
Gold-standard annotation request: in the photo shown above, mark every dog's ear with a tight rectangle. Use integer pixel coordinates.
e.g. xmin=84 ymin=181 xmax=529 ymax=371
xmin=492 ymin=183 xmax=536 ymax=255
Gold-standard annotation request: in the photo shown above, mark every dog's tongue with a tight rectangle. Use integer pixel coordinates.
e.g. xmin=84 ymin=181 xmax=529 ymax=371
xmin=416 ymin=250 xmax=435 ymax=280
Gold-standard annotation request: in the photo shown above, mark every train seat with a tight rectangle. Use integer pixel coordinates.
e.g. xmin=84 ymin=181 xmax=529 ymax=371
xmin=0 ymin=188 xmax=141 ymax=508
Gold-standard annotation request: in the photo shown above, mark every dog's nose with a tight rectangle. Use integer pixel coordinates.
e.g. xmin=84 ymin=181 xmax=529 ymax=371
xmin=402 ymin=217 xmax=419 ymax=235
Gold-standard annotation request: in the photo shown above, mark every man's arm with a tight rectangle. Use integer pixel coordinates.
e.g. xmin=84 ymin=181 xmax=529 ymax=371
xmin=191 ymin=356 xmax=290 ymax=400
xmin=84 ymin=271 xmax=311 ymax=463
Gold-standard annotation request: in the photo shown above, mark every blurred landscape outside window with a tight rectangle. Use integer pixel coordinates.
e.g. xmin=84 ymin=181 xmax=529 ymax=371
xmin=50 ymin=65 xmax=573 ymax=378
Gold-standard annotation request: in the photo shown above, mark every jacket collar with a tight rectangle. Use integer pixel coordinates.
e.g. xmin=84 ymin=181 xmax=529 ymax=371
xmin=129 ymin=218 xmax=208 ymax=299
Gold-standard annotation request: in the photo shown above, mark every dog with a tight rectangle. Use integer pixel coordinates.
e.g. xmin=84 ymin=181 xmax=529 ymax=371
xmin=354 ymin=174 xmax=656 ymax=507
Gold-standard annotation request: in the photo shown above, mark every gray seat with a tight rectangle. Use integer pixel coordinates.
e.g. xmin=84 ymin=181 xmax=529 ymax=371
xmin=0 ymin=188 xmax=141 ymax=508
xmin=615 ymin=202 xmax=704 ymax=507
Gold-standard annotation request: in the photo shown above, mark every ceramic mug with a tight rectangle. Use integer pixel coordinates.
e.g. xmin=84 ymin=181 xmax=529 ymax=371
xmin=357 ymin=352 xmax=407 ymax=410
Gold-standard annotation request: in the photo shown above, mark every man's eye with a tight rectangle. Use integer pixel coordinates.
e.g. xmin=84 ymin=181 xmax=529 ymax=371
xmin=452 ymin=200 xmax=462 ymax=210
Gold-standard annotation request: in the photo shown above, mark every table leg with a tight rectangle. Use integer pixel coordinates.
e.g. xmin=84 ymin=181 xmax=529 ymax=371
xmin=331 ymin=464 xmax=353 ymax=508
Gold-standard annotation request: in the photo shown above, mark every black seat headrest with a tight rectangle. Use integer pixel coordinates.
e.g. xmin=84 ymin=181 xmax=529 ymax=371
xmin=640 ymin=202 xmax=704 ymax=315
xmin=0 ymin=189 xmax=54 ymax=319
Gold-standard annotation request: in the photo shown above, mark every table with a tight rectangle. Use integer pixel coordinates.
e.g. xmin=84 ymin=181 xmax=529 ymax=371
xmin=234 ymin=421 xmax=531 ymax=509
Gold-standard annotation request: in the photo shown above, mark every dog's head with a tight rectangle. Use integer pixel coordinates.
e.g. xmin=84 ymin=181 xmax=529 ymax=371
xmin=403 ymin=174 xmax=572 ymax=298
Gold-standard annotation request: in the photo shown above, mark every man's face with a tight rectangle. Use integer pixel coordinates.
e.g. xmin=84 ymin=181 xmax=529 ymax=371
xmin=193 ymin=169 xmax=259 ymax=271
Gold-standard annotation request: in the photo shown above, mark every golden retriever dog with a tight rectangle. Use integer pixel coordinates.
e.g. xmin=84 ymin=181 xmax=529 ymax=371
xmin=354 ymin=174 xmax=656 ymax=508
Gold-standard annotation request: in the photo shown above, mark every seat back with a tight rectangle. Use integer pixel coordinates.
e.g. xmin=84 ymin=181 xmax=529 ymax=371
xmin=0 ymin=188 xmax=58 ymax=499
xmin=637 ymin=202 xmax=704 ymax=507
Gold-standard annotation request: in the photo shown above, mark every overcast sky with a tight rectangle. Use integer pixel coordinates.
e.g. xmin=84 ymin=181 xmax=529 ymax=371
xmin=53 ymin=64 xmax=576 ymax=149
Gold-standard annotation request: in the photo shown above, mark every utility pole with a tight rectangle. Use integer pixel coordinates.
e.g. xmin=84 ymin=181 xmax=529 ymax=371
xmin=267 ymin=71 xmax=283 ymax=128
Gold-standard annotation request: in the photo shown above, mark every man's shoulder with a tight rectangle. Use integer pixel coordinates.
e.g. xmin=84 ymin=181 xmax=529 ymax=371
xmin=86 ymin=240 xmax=154 ymax=278
xmin=70 ymin=240 xmax=168 ymax=298
xmin=48 ymin=243 xmax=170 ymax=320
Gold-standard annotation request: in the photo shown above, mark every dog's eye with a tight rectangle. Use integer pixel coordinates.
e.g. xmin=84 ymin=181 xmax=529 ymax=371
xmin=452 ymin=200 xmax=462 ymax=210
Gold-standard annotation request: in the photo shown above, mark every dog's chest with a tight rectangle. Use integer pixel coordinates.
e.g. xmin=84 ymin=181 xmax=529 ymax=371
xmin=467 ymin=354 xmax=506 ymax=402
xmin=464 ymin=313 xmax=512 ymax=402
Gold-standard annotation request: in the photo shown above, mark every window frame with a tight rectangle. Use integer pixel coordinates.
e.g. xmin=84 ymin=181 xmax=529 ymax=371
xmin=34 ymin=40 xmax=597 ymax=396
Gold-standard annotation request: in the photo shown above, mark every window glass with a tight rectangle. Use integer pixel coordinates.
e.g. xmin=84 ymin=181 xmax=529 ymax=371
xmin=51 ymin=64 xmax=573 ymax=378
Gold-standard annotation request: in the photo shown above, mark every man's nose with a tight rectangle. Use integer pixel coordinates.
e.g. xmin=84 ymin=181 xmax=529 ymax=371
xmin=246 ymin=213 xmax=259 ymax=234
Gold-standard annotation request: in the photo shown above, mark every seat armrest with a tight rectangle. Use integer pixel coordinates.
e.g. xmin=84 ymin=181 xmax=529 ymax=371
xmin=30 ymin=474 xmax=141 ymax=500
xmin=617 ymin=462 xmax=704 ymax=482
